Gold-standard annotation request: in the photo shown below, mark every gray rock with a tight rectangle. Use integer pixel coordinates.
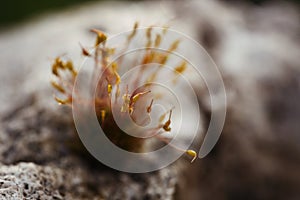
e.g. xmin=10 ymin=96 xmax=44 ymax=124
xmin=0 ymin=162 xmax=177 ymax=200
xmin=175 ymin=1 xmax=300 ymax=200
xmin=0 ymin=162 xmax=65 ymax=200
xmin=1 ymin=0 xmax=300 ymax=199
xmin=0 ymin=94 xmax=178 ymax=200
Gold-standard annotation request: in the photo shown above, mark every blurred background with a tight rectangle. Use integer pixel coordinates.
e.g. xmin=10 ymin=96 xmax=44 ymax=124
xmin=0 ymin=0 xmax=300 ymax=200
xmin=1 ymin=0 xmax=300 ymax=28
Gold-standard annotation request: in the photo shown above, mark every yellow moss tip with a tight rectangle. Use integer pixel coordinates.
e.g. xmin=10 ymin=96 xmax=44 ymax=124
xmin=107 ymin=84 xmax=112 ymax=94
xmin=54 ymin=96 xmax=70 ymax=105
xmin=174 ymin=61 xmax=187 ymax=74
xmin=100 ymin=110 xmax=106 ymax=124
xmin=146 ymin=26 xmax=152 ymax=38
xmin=186 ymin=150 xmax=197 ymax=163
xmin=169 ymin=39 xmax=180 ymax=52
xmin=146 ymin=99 xmax=154 ymax=113
xmin=154 ymin=34 xmax=161 ymax=47
xmin=51 ymin=80 xmax=65 ymax=93
xmin=112 ymin=63 xmax=121 ymax=84
xmin=91 ymin=29 xmax=107 ymax=46
xmin=127 ymin=22 xmax=139 ymax=41
xmin=80 ymin=43 xmax=91 ymax=57
xmin=133 ymin=22 xmax=139 ymax=29
xmin=131 ymin=90 xmax=151 ymax=103
xmin=65 ymin=61 xmax=77 ymax=76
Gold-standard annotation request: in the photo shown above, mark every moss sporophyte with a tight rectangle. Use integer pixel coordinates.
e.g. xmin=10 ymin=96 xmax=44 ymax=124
xmin=50 ymin=23 xmax=197 ymax=163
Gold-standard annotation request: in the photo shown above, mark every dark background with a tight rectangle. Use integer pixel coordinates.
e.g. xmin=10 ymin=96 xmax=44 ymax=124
xmin=1 ymin=0 xmax=300 ymax=27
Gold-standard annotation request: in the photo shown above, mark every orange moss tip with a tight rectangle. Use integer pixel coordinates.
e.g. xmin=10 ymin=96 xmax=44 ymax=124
xmin=131 ymin=90 xmax=151 ymax=104
xmin=133 ymin=22 xmax=139 ymax=29
xmin=90 ymin=29 xmax=107 ymax=46
xmin=54 ymin=95 xmax=71 ymax=105
xmin=51 ymin=57 xmax=77 ymax=77
xmin=128 ymin=90 xmax=151 ymax=114
xmin=174 ymin=61 xmax=187 ymax=74
xmin=154 ymin=34 xmax=162 ymax=47
xmin=162 ymin=110 xmax=172 ymax=132
xmin=127 ymin=22 xmax=139 ymax=41
xmin=168 ymin=39 xmax=181 ymax=52
xmin=65 ymin=61 xmax=77 ymax=76
xmin=107 ymin=84 xmax=112 ymax=94
xmin=79 ymin=42 xmax=91 ymax=57
xmin=186 ymin=150 xmax=197 ymax=163
xmin=105 ymin=77 xmax=113 ymax=95
xmin=51 ymin=57 xmax=63 ymax=77
xmin=100 ymin=110 xmax=106 ymax=124
xmin=50 ymin=80 xmax=65 ymax=93
xmin=146 ymin=26 xmax=153 ymax=47
xmin=146 ymin=99 xmax=154 ymax=113
xmin=111 ymin=63 xmax=121 ymax=85
xmin=146 ymin=26 xmax=152 ymax=38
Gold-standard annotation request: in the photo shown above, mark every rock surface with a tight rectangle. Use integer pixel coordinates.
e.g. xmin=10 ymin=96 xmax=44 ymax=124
xmin=0 ymin=162 xmax=177 ymax=200
xmin=0 ymin=94 xmax=178 ymax=200
xmin=0 ymin=0 xmax=300 ymax=200
xmin=175 ymin=1 xmax=300 ymax=200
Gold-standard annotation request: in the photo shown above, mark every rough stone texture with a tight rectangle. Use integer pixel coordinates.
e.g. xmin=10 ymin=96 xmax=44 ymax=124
xmin=0 ymin=163 xmax=66 ymax=200
xmin=0 ymin=94 xmax=178 ymax=200
xmin=0 ymin=162 xmax=177 ymax=200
